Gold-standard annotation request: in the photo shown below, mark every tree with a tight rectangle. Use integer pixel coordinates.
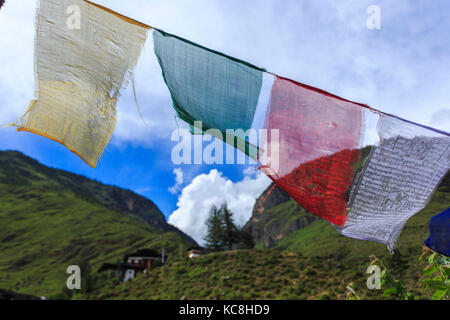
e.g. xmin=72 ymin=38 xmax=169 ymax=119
xmin=220 ymin=203 xmax=238 ymax=250
xmin=203 ymin=203 xmax=249 ymax=252
xmin=239 ymin=229 xmax=255 ymax=249
xmin=203 ymin=205 xmax=224 ymax=252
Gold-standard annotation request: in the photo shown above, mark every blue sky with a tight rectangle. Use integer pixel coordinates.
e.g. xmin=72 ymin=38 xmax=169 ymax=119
xmin=1 ymin=0 xmax=449 ymax=243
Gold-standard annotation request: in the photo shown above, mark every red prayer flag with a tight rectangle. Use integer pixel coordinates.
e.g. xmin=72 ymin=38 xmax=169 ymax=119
xmin=259 ymin=76 xmax=364 ymax=225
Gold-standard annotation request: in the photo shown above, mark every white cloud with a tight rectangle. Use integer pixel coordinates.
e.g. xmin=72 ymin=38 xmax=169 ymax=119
xmin=168 ymin=169 xmax=271 ymax=244
xmin=243 ymin=166 xmax=258 ymax=177
xmin=168 ymin=167 xmax=184 ymax=194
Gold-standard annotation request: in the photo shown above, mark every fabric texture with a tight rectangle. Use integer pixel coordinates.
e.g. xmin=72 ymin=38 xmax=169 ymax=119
xmin=259 ymin=76 xmax=364 ymax=225
xmin=336 ymin=115 xmax=450 ymax=251
xmin=425 ymin=207 xmax=450 ymax=257
xmin=17 ymin=0 xmax=147 ymax=167
xmin=153 ymin=29 xmax=264 ymax=158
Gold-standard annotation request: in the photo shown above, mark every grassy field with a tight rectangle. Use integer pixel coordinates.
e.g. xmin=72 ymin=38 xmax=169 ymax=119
xmin=79 ymin=247 xmax=432 ymax=300
xmin=0 ymin=151 xmax=194 ymax=297
xmin=0 ymin=150 xmax=447 ymax=299
xmin=80 ymin=184 xmax=449 ymax=300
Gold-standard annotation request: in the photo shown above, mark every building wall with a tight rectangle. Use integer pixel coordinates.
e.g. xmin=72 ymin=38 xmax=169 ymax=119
xmin=124 ymin=269 xmax=135 ymax=282
xmin=188 ymin=251 xmax=201 ymax=258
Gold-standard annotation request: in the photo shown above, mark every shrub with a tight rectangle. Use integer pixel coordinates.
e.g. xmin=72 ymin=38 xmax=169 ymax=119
xmin=174 ymin=266 xmax=187 ymax=276
xmin=305 ymin=268 xmax=316 ymax=276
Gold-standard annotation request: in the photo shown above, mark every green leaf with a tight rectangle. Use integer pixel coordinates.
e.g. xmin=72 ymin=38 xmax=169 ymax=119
xmin=383 ymin=287 xmax=397 ymax=297
xmin=380 ymin=269 xmax=392 ymax=287
xmin=428 ymin=253 xmax=437 ymax=264
xmin=424 ymin=279 xmax=446 ymax=290
xmin=432 ymin=289 xmax=447 ymax=300
xmin=423 ymin=265 xmax=438 ymax=276
xmin=442 ymin=267 xmax=450 ymax=277
xmin=406 ymin=292 xmax=415 ymax=300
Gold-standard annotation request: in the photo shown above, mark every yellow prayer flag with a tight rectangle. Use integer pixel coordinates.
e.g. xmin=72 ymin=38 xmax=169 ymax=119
xmin=17 ymin=0 xmax=148 ymax=167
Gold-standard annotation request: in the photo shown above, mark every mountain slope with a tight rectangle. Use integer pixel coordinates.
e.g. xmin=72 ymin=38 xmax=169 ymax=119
xmin=245 ymin=148 xmax=449 ymax=258
xmin=274 ymin=173 xmax=449 ymax=256
xmin=1 ymin=150 xmax=447 ymax=300
xmin=243 ymin=185 xmax=318 ymax=248
xmin=0 ymin=150 xmax=196 ymax=243
xmin=0 ymin=150 xmax=196 ymax=296
xmin=244 ymin=146 xmax=374 ymax=249
xmin=82 ymin=250 xmax=360 ymax=300
xmin=81 ymin=176 xmax=449 ymax=300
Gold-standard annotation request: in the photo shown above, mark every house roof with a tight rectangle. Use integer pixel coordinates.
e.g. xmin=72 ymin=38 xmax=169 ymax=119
xmin=124 ymin=248 xmax=161 ymax=260
xmin=187 ymin=246 xmax=203 ymax=251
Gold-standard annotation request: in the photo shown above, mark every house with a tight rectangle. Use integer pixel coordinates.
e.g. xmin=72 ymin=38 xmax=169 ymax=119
xmin=125 ymin=248 xmax=162 ymax=273
xmin=98 ymin=248 xmax=166 ymax=282
xmin=187 ymin=246 xmax=203 ymax=259
xmin=98 ymin=262 xmax=143 ymax=282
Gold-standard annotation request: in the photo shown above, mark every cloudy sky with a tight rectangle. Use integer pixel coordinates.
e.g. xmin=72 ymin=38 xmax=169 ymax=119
xmin=1 ymin=0 xmax=449 ymax=244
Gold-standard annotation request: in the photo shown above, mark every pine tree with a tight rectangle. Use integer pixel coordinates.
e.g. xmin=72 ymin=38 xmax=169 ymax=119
xmin=239 ymin=229 xmax=255 ymax=249
xmin=220 ymin=203 xmax=238 ymax=250
xmin=203 ymin=205 xmax=224 ymax=252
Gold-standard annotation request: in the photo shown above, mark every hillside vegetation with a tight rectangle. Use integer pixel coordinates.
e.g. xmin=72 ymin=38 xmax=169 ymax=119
xmin=0 ymin=151 xmax=195 ymax=297
xmin=81 ymin=174 xmax=449 ymax=300
xmin=0 ymin=150 xmax=448 ymax=300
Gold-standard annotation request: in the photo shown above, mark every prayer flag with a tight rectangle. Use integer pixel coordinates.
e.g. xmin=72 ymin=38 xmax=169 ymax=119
xmin=258 ymin=76 xmax=364 ymax=225
xmin=153 ymin=29 xmax=264 ymax=157
xmin=17 ymin=0 xmax=148 ymax=167
xmin=335 ymin=115 xmax=450 ymax=250
xmin=425 ymin=208 xmax=450 ymax=257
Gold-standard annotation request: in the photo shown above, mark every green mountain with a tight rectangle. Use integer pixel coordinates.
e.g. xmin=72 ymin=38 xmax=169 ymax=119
xmin=80 ymin=166 xmax=449 ymax=300
xmin=81 ymin=249 xmax=363 ymax=300
xmin=0 ymin=150 xmax=196 ymax=297
xmin=243 ymin=185 xmax=318 ymax=249
xmin=245 ymin=146 xmax=449 ymax=257
xmin=1 ymin=150 xmax=448 ymax=300
xmin=243 ymin=147 xmax=448 ymax=272
xmin=243 ymin=146 xmax=373 ymax=249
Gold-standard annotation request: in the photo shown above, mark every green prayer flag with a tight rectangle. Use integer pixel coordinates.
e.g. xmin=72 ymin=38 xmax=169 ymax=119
xmin=153 ymin=29 xmax=263 ymax=157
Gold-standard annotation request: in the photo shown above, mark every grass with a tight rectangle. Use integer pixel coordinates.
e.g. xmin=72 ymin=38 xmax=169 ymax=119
xmin=0 ymin=150 xmax=448 ymax=300
xmin=80 ymin=179 xmax=449 ymax=300
xmin=0 ymin=151 xmax=194 ymax=297
xmin=79 ymin=246 xmax=435 ymax=300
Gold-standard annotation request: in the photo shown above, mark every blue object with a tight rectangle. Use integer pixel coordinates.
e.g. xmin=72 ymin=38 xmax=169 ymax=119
xmin=425 ymin=207 xmax=450 ymax=257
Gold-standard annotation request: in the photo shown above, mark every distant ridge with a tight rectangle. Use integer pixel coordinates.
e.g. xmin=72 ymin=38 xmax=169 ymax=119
xmin=0 ymin=150 xmax=196 ymax=296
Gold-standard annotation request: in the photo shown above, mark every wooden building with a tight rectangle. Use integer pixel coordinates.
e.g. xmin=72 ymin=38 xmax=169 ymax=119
xmin=187 ymin=246 xmax=203 ymax=259
xmin=99 ymin=248 xmax=165 ymax=281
